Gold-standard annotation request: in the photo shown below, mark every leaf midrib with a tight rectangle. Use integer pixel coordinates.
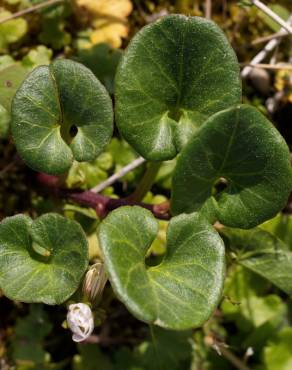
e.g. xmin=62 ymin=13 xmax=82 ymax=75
xmin=173 ymin=21 xmax=186 ymax=115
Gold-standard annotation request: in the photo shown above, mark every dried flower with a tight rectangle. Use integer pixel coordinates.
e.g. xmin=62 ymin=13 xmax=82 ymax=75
xmin=83 ymin=262 xmax=107 ymax=304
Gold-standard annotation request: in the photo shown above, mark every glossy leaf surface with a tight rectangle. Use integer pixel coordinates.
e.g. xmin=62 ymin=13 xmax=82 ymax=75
xmin=222 ymin=227 xmax=292 ymax=295
xmin=11 ymin=59 xmax=113 ymax=174
xmin=115 ymin=14 xmax=241 ymax=160
xmin=99 ymin=206 xmax=225 ymax=330
xmin=172 ymin=105 xmax=292 ymax=228
xmin=0 ymin=213 xmax=88 ymax=304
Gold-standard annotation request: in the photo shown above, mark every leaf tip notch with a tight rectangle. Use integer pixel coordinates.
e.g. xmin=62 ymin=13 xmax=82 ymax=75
xmin=171 ymin=104 xmax=292 ymax=229
xmin=115 ymin=14 xmax=241 ymax=161
xmin=0 ymin=213 xmax=89 ymax=304
xmin=11 ymin=59 xmax=114 ymax=175
xmin=98 ymin=206 xmax=225 ymax=330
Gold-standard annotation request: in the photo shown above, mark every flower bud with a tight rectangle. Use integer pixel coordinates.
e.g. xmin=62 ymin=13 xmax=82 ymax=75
xmin=82 ymin=262 xmax=107 ymax=304
xmin=67 ymin=303 xmax=94 ymax=342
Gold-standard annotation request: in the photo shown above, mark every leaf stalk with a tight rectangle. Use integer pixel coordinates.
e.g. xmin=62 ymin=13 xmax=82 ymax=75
xmin=36 ymin=173 xmax=171 ymax=220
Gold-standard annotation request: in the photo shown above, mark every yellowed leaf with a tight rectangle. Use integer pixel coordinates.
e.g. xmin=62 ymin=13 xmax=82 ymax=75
xmin=90 ymin=24 xmax=128 ymax=48
xmin=76 ymin=0 xmax=132 ymax=48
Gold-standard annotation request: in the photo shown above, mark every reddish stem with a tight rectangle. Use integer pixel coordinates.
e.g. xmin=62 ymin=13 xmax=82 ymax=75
xmin=36 ymin=173 xmax=171 ymax=220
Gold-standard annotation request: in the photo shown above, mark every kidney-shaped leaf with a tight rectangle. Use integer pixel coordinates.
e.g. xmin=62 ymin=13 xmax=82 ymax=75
xmin=171 ymin=105 xmax=292 ymax=229
xmin=98 ymin=206 xmax=225 ymax=330
xmin=11 ymin=59 xmax=113 ymax=174
xmin=0 ymin=213 xmax=88 ymax=304
xmin=115 ymin=14 xmax=241 ymax=161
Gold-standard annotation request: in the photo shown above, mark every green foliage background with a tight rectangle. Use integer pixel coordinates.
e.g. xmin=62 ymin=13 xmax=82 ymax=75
xmin=0 ymin=0 xmax=292 ymax=369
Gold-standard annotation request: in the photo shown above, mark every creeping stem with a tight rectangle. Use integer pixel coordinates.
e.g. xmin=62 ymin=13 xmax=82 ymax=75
xmin=36 ymin=173 xmax=171 ymax=220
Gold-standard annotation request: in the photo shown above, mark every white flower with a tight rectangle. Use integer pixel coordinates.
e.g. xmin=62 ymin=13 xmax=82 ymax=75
xmin=67 ymin=303 xmax=94 ymax=342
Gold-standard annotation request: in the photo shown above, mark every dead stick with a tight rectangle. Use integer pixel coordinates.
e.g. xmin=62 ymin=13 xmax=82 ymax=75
xmin=0 ymin=0 xmax=64 ymax=25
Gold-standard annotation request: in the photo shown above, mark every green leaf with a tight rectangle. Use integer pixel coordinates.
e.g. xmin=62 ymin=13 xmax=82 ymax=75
xmin=136 ymin=327 xmax=192 ymax=370
xmin=262 ymin=328 xmax=292 ymax=370
xmin=260 ymin=5 xmax=290 ymax=32
xmin=115 ymin=14 xmax=241 ymax=160
xmin=75 ymin=43 xmax=123 ymax=94
xmin=171 ymin=105 xmax=292 ymax=228
xmin=0 ymin=11 xmax=27 ymax=52
xmin=0 ymin=63 xmax=29 ymax=111
xmin=11 ymin=59 xmax=113 ymax=175
xmin=0 ymin=104 xmax=10 ymax=138
xmin=38 ymin=2 xmax=71 ymax=50
xmin=0 ymin=213 xmax=88 ymax=304
xmin=12 ymin=305 xmax=52 ymax=365
xmin=73 ymin=344 xmax=113 ymax=370
xmin=0 ymin=54 xmax=15 ymax=69
xmin=98 ymin=206 xmax=225 ymax=330
xmin=155 ymin=159 xmax=177 ymax=190
xmin=222 ymin=227 xmax=292 ymax=295
xmin=260 ymin=214 xmax=292 ymax=249
xmin=22 ymin=45 xmax=53 ymax=68
xmin=66 ymin=159 xmax=109 ymax=190
xmin=90 ymin=326 xmax=193 ymax=370
xmin=221 ymin=266 xmax=270 ymax=330
xmin=225 ymin=291 xmax=285 ymax=329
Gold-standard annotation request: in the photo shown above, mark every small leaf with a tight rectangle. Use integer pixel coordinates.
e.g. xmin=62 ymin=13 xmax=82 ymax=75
xmin=0 ymin=54 xmax=15 ymax=69
xmin=171 ymin=105 xmax=292 ymax=228
xmin=221 ymin=265 xmax=286 ymax=331
xmin=21 ymin=45 xmax=53 ymax=68
xmin=66 ymin=158 xmax=110 ymax=189
xmin=0 ymin=63 xmax=29 ymax=111
xmin=262 ymin=328 xmax=292 ymax=370
xmin=11 ymin=59 xmax=113 ymax=175
xmin=222 ymin=227 xmax=292 ymax=295
xmin=98 ymin=206 xmax=225 ymax=330
xmin=115 ymin=14 xmax=241 ymax=160
xmin=0 ymin=213 xmax=88 ymax=304
xmin=0 ymin=10 xmax=27 ymax=52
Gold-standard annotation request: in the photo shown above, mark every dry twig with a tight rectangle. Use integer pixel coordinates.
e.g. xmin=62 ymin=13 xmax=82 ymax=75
xmin=205 ymin=0 xmax=212 ymax=19
xmin=250 ymin=0 xmax=292 ymax=34
xmin=91 ymin=157 xmax=146 ymax=193
xmin=241 ymin=63 xmax=292 ymax=71
xmin=241 ymin=16 xmax=292 ymax=78
xmin=0 ymin=0 xmax=64 ymax=25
